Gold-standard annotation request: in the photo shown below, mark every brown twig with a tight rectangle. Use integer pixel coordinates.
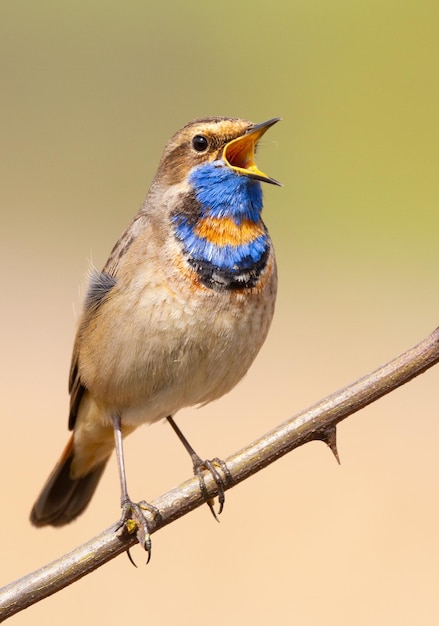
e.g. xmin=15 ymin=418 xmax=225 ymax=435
xmin=1 ymin=327 xmax=438 ymax=621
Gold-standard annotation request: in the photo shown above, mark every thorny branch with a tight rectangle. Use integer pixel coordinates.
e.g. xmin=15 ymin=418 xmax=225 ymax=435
xmin=1 ymin=327 xmax=438 ymax=621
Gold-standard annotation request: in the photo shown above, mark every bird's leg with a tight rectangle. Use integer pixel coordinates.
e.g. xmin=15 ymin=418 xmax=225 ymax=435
xmin=166 ymin=415 xmax=231 ymax=520
xmin=112 ymin=414 xmax=159 ymax=562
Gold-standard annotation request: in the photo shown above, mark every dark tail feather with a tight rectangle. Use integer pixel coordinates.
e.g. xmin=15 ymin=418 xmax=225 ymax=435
xmin=30 ymin=435 xmax=108 ymax=527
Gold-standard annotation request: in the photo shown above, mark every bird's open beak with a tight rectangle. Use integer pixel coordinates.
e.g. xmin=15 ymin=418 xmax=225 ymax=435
xmin=223 ymin=117 xmax=281 ymax=186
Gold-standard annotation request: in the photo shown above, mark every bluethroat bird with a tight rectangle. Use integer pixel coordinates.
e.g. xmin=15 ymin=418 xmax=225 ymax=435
xmin=30 ymin=117 xmax=281 ymax=555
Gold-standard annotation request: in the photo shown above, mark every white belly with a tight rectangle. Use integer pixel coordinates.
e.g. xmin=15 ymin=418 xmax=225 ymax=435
xmin=77 ymin=259 xmax=277 ymax=428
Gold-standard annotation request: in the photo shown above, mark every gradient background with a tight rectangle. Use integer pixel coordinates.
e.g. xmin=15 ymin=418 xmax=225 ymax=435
xmin=1 ymin=1 xmax=439 ymax=624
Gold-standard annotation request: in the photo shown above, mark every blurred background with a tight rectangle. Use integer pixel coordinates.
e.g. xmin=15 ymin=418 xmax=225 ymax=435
xmin=1 ymin=0 xmax=438 ymax=624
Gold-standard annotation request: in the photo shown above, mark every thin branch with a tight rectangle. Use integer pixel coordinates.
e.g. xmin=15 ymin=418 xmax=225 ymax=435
xmin=1 ymin=327 xmax=438 ymax=621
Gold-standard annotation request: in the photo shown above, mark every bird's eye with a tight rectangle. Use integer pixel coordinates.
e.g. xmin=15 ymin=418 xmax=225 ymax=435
xmin=192 ymin=135 xmax=209 ymax=152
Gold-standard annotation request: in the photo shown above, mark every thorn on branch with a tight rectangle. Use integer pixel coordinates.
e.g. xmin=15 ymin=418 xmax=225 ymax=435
xmin=316 ymin=427 xmax=341 ymax=465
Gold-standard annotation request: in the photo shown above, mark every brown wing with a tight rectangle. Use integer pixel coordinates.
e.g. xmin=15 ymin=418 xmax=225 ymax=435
xmin=67 ymin=209 xmax=148 ymax=429
xmin=67 ymin=269 xmax=118 ymax=430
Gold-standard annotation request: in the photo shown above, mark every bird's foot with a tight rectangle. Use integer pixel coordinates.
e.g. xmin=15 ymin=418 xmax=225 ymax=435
xmin=117 ymin=498 xmax=161 ymax=564
xmin=192 ymin=456 xmax=232 ymax=521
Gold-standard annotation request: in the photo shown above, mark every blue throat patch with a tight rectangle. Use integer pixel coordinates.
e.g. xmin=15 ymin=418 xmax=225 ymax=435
xmin=172 ymin=162 xmax=270 ymax=289
xmin=189 ymin=160 xmax=264 ymax=223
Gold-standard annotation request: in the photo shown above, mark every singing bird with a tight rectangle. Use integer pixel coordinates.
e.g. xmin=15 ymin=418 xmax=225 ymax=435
xmin=30 ymin=116 xmax=281 ymax=551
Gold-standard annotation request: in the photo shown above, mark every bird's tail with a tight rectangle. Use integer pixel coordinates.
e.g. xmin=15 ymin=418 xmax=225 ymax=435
xmin=30 ymin=435 xmax=109 ymax=527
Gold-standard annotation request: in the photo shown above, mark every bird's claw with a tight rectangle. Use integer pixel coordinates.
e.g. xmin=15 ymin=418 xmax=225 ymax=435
xmin=117 ymin=499 xmax=161 ymax=564
xmin=193 ymin=457 xmax=231 ymax=520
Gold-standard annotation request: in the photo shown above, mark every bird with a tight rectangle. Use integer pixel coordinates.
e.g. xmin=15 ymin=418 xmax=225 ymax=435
xmin=30 ymin=116 xmax=281 ymax=555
